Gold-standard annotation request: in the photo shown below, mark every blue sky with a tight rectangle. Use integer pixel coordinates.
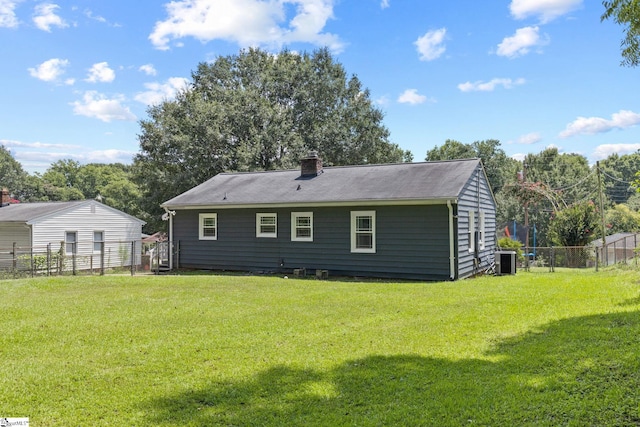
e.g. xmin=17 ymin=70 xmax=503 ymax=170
xmin=1 ymin=0 xmax=639 ymax=174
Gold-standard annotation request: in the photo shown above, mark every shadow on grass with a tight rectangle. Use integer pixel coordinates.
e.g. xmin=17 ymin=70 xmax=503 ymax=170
xmin=144 ymin=311 xmax=640 ymax=426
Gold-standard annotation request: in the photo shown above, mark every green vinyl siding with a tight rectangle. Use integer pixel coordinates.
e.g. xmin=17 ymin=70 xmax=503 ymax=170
xmin=173 ymin=204 xmax=452 ymax=281
xmin=457 ymin=164 xmax=497 ymax=279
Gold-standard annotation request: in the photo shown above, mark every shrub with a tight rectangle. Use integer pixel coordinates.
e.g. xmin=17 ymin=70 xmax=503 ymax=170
xmin=498 ymin=237 xmax=524 ymax=261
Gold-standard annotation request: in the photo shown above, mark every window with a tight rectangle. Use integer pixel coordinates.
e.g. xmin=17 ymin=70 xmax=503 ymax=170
xmin=351 ymin=211 xmax=376 ymax=253
xmin=257 ymin=213 xmax=277 ymax=238
xmin=468 ymin=210 xmax=486 ymax=253
xmin=291 ymin=212 xmax=313 ymax=242
xmin=65 ymin=231 xmax=77 ymax=255
xmin=478 ymin=210 xmax=486 ymax=250
xmin=199 ymin=213 xmax=218 ymax=240
xmin=93 ymin=231 xmax=104 ymax=253
xmin=468 ymin=211 xmax=475 ymax=253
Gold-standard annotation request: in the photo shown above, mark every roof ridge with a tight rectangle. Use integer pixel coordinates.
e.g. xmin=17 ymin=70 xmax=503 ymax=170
xmin=215 ymin=158 xmax=480 ymax=176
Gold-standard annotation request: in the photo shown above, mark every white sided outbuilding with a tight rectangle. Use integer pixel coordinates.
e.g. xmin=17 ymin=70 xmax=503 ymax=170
xmin=0 ymin=195 xmax=145 ymax=271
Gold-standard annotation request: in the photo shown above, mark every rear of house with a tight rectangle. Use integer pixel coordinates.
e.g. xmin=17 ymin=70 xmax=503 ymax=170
xmin=162 ymin=156 xmax=496 ymax=281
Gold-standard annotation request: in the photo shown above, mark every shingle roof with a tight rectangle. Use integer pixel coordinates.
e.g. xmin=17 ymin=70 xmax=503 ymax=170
xmin=0 ymin=200 xmax=87 ymax=222
xmin=163 ymin=159 xmax=482 ymax=208
xmin=0 ymin=200 xmax=145 ymax=224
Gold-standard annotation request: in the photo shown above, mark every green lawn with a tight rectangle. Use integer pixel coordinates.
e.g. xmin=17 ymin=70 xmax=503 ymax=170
xmin=1 ymin=269 xmax=639 ymax=426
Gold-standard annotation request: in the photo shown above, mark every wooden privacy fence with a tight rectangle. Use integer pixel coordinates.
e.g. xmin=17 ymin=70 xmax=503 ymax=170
xmin=0 ymin=239 xmax=143 ymax=277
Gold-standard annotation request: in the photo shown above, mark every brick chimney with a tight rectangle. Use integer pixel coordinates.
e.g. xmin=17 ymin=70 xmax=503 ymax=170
xmin=1 ymin=188 xmax=10 ymax=207
xmin=300 ymin=151 xmax=323 ymax=177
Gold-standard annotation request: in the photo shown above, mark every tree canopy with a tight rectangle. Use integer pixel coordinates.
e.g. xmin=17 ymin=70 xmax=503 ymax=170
xmin=602 ymin=0 xmax=640 ymax=67
xmin=425 ymin=139 xmax=518 ymax=194
xmin=134 ymin=47 xmax=407 ymax=230
xmin=0 ymin=145 xmax=29 ymax=199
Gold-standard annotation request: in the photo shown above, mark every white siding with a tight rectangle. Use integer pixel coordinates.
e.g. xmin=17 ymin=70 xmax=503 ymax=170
xmin=30 ymin=201 xmax=143 ymax=270
xmin=0 ymin=223 xmax=31 ymax=269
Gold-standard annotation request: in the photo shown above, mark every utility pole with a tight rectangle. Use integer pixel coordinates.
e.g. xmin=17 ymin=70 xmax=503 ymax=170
xmin=596 ymin=161 xmax=607 ymax=266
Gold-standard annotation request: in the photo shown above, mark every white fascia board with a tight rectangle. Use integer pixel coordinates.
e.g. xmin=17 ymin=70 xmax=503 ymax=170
xmin=162 ymin=198 xmax=458 ymax=211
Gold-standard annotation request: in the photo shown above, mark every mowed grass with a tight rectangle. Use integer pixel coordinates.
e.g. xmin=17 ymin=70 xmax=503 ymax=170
xmin=1 ymin=269 xmax=640 ymax=426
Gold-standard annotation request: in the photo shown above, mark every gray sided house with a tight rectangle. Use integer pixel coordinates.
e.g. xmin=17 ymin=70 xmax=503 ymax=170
xmin=0 ymin=191 xmax=145 ymax=271
xmin=162 ymin=156 xmax=496 ymax=281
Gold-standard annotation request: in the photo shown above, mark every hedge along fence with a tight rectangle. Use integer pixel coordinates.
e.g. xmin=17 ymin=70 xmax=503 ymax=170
xmin=0 ymin=239 xmax=143 ymax=278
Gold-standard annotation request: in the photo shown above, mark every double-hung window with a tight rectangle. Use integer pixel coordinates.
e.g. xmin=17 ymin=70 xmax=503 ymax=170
xmin=65 ymin=231 xmax=78 ymax=255
xmin=291 ymin=212 xmax=313 ymax=242
xmin=468 ymin=210 xmax=486 ymax=253
xmin=351 ymin=211 xmax=376 ymax=253
xmin=257 ymin=213 xmax=277 ymax=238
xmin=468 ymin=211 xmax=476 ymax=253
xmin=199 ymin=213 xmax=218 ymax=240
xmin=93 ymin=231 xmax=104 ymax=253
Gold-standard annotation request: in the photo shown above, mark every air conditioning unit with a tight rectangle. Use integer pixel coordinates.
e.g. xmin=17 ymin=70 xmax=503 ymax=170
xmin=495 ymin=251 xmax=516 ymax=275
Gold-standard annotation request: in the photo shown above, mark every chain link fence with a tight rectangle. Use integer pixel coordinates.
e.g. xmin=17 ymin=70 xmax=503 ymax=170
xmin=520 ymin=242 xmax=638 ymax=272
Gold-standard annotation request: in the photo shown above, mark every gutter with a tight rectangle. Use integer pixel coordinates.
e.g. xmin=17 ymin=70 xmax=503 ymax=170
xmin=447 ymin=200 xmax=456 ymax=280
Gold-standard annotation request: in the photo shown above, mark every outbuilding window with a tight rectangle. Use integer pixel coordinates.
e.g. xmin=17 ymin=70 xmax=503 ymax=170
xmin=351 ymin=211 xmax=376 ymax=253
xmin=291 ymin=212 xmax=313 ymax=242
xmin=199 ymin=213 xmax=218 ymax=240
xmin=93 ymin=231 xmax=104 ymax=253
xmin=65 ymin=231 xmax=78 ymax=255
xmin=257 ymin=213 xmax=277 ymax=238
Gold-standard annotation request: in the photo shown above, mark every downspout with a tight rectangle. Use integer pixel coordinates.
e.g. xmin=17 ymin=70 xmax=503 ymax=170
xmin=447 ymin=200 xmax=456 ymax=280
xmin=163 ymin=207 xmax=175 ymax=270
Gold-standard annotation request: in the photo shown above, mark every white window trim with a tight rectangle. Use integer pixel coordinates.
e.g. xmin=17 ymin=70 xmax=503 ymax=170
xmin=478 ymin=210 xmax=486 ymax=250
xmin=65 ymin=231 xmax=78 ymax=255
xmin=93 ymin=230 xmax=104 ymax=253
xmin=256 ymin=213 xmax=277 ymax=238
xmin=291 ymin=212 xmax=313 ymax=242
xmin=199 ymin=213 xmax=218 ymax=240
xmin=351 ymin=210 xmax=376 ymax=254
xmin=468 ymin=211 xmax=476 ymax=254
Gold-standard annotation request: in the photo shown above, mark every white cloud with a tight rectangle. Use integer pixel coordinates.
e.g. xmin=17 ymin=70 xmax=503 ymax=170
xmin=560 ymin=110 xmax=640 ymax=138
xmin=139 ymin=64 xmax=157 ymax=76
xmin=415 ymin=28 xmax=446 ymax=61
xmin=380 ymin=0 xmax=390 ymax=9
xmin=86 ymin=62 xmax=116 ymax=83
xmin=134 ymin=77 xmax=189 ymax=105
xmin=84 ymin=8 xmax=120 ymax=27
xmin=28 ymin=58 xmax=70 ymax=83
xmin=84 ymin=149 xmax=136 ymax=164
xmin=4 ymin=139 xmax=135 ymax=173
xmin=149 ymin=0 xmax=343 ymax=52
xmin=397 ymin=89 xmax=432 ymax=105
xmin=510 ymin=0 xmax=582 ymax=23
xmin=0 ymin=138 xmax=78 ymax=149
xmin=33 ymin=3 xmax=68 ymax=32
xmin=496 ymin=26 xmax=548 ymax=58
xmin=71 ymin=91 xmax=136 ymax=122
xmin=511 ymin=153 xmax=526 ymax=162
xmin=458 ymin=77 xmax=525 ymax=92
xmin=0 ymin=0 xmax=22 ymax=28
xmin=593 ymin=144 xmax=640 ymax=160
xmin=517 ymin=132 xmax=542 ymax=145
xmin=375 ymin=95 xmax=390 ymax=106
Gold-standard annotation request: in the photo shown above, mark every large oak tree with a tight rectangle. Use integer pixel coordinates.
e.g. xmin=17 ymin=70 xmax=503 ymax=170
xmin=134 ymin=48 xmax=407 ymax=230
